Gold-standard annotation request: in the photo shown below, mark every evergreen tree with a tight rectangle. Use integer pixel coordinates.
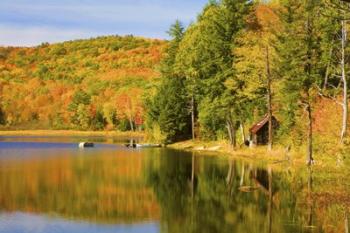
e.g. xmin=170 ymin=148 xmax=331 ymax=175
xmin=175 ymin=0 xmax=252 ymax=144
xmin=277 ymin=0 xmax=324 ymax=165
xmin=146 ymin=21 xmax=191 ymax=143
xmin=147 ymin=77 xmax=191 ymax=143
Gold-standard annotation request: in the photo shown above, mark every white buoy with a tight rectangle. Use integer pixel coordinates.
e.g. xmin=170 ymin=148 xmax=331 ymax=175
xmin=79 ymin=142 xmax=94 ymax=148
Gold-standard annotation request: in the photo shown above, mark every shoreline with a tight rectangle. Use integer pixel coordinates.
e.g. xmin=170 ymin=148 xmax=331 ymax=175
xmin=168 ymin=140 xmax=337 ymax=169
xmin=0 ymin=130 xmax=144 ymax=138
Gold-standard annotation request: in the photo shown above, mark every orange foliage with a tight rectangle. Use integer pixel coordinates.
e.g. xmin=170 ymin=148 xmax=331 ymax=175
xmin=0 ymin=36 xmax=165 ymax=128
xmin=313 ymin=97 xmax=343 ymax=138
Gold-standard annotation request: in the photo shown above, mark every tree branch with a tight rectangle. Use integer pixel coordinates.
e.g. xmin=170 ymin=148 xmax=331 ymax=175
xmin=316 ymin=85 xmax=344 ymax=106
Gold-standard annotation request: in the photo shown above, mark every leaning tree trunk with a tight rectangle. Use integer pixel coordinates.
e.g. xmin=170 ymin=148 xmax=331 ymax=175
xmin=341 ymin=18 xmax=348 ymax=143
xmin=266 ymin=46 xmax=273 ymax=151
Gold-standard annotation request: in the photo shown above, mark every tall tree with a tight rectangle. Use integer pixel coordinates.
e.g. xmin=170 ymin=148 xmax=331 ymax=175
xmin=277 ymin=0 xmax=323 ymax=165
xmin=233 ymin=3 xmax=280 ymax=150
xmin=146 ymin=21 xmax=191 ymax=143
xmin=340 ymin=11 xmax=348 ymax=143
xmin=175 ymin=0 xmax=252 ymax=145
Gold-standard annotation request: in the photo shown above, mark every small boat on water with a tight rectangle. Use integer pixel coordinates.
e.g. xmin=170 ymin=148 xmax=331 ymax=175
xmin=79 ymin=142 xmax=94 ymax=148
xmin=125 ymin=143 xmax=137 ymax=148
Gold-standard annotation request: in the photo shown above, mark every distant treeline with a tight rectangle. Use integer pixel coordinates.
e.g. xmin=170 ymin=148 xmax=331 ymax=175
xmin=0 ymin=35 xmax=165 ymax=130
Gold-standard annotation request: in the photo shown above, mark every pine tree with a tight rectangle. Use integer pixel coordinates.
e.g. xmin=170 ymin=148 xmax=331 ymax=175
xmin=277 ymin=0 xmax=323 ymax=165
xmin=146 ymin=21 xmax=191 ymax=143
xmin=175 ymin=0 xmax=252 ymax=144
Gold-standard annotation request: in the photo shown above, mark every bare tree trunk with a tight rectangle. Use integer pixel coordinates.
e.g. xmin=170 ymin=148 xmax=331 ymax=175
xmin=227 ymin=121 xmax=233 ymax=148
xmin=323 ymin=47 xmax=333 ymax=90
xmin=240 ymin=122 xmax=246 ymax=142
xmin=232 ymin=124 xmax=236 ymax=148
xmin=129 ymin=117 xmax=134 ymax=131
xmin=266 ymin=46 xmax=273 ymax=151
xmin=341 ymin=18 xmax=348 ymax=143
xmin=226 ymin=119 xmax=236 ymax=149
xmin=127 ymin=98 xmax=134 ymax=131
xmin=191 ymin=95 xmax=195 ymax=140
xmin=306 ymin=94 xmax=314 ymax=166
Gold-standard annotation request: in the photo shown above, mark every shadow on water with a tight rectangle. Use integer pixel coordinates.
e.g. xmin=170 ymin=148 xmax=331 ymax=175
xmin=0 ymin=138 xmax=349 ymax=232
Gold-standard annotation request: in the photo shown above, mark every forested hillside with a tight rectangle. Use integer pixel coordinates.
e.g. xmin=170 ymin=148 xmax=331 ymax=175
xmin=0 ymin=35 xmax=165 ymax=130
xmin=1 ymin=0 xmax=350 ymax=161
xmin=147 ymin=0 xmax=350 ymax=161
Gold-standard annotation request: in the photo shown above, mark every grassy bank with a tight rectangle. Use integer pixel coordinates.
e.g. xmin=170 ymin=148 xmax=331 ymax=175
xmin=168 ymin=139 xmax=348 ymax=169
xmin=0 ymin=130 xmax=144 ymax=138
xmin=169 ymin=140 xmax=290 ymax=160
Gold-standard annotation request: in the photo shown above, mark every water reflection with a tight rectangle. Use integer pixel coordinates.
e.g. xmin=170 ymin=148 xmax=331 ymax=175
xmin=145 ymin=150 xmax=290 ymax=233
xmin=0 ymin=140 xmax=349 ymax=233
xmin=144 ymin=149 xmax=345 ymax=233
xmin=0 ymin=147 xmax=159 ymax=224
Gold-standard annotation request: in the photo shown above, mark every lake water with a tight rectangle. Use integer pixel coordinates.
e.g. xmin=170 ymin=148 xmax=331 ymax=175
xmin=0 ymin=137 xmax=349 ymax=233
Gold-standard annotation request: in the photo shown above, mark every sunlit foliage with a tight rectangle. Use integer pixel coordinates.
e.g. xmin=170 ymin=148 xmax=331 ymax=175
xmin=0 ymin=35 xmax=166 ymax=130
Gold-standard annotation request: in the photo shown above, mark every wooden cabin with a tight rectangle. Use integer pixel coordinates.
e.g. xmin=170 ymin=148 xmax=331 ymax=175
xmin=249 ymin=114 xmax=278 ymax=146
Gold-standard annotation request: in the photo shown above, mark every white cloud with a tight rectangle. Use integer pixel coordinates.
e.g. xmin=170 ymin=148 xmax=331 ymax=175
xmin=0 ymin=24 xmax=168 ymax=47
xmin=0 ymin=25 xmax=101 ymax=47
xmin=0 ymin=0 xmax=206 ymax=46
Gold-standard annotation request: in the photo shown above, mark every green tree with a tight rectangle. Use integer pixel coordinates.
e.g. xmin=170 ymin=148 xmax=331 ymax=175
xmin=146 ymin=21 xmax=191 ymax=143
xmin=77 ymin=104 xmax=90 ymax=130
xmin=233 ymin=4 xmax=281 ymax=149
xmin=277 ymin=0 xmax=324 ymax=165
xmin=68 ymin=90 xmax=91 ymax=127
xmin=103 ymin=103 xmax=117 ymax=129
xmin=147 ymin=77 xmax=191 ymax=143
xmin=175 ymin=0 xmax=252 ymax=144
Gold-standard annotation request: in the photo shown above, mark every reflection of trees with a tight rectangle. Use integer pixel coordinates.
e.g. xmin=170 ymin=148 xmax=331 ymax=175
xmin=144 ymin=149 xmax=195 ymax=233
xmin=145 ymin=151 xmax=309 ymax=233
xmin=2 ymin=148 xmax=347 ymax=231
xmin=306 ymin=167 xmax=314 ymax=233
xmin=0 ymin=152 xmax=159 ymax=223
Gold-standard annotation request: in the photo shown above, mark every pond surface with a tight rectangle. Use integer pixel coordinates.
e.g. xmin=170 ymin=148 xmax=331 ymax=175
xmin=0 ymin=137 xmax=348 ymax=233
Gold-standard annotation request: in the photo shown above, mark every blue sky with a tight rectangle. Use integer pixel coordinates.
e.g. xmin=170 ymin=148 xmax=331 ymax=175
xmin=0 ymin=0 xmax=208 ymax=47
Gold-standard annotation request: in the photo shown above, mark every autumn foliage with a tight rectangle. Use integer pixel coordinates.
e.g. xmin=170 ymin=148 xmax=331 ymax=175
xmin=0 ymin=35 xmax=166 ymax=130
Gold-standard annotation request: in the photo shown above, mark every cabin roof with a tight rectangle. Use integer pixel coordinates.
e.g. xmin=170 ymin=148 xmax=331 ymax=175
xmin=249 ymin=114 xmax=269 ymax=134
